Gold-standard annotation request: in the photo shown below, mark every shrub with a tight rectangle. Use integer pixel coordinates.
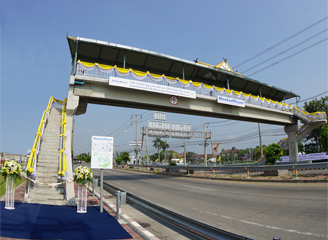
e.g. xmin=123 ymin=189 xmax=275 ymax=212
xmin=265 ymin=143 xmax=282 ymax=165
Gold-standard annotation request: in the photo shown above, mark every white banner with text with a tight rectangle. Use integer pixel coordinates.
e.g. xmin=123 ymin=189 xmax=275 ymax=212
xmin=277 ymin=152 xmax=328 ymax=163
xmin=109 ymin=77 xmax=196 ymax=99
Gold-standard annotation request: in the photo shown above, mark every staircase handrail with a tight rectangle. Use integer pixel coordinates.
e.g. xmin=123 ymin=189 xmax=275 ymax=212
xmin=58 ymin=98 xmax=67 ymax=178
xmin=27 ymin=96 xmax=55 ymax=175
xmin=26 ymin=96 xmax=65 ymax=176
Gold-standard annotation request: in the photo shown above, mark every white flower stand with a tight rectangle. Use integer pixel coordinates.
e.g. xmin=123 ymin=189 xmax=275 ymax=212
xmin=77 ymin=183 xmax=87 ymax=213
xmin=5 ymin=175 xmax=15 ymax=210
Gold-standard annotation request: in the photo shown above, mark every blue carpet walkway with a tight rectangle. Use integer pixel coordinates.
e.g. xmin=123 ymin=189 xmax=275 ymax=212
xmin=1 ymin=201 xmax=132 ymax=240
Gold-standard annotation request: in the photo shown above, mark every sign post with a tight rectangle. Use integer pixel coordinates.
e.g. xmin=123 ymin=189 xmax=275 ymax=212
xmin=91 ymin=136 xmax=114 ymax=213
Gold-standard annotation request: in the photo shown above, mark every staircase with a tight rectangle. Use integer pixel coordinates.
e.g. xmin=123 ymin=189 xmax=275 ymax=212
xmin=280 ymin=119 xmax=327 ymax=150
xmin=26 ymin=108 xmax=66 ymax=205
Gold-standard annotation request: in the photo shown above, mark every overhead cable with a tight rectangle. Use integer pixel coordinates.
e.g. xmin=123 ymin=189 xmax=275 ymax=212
xmin=233 ymin=16 xmax=328 ymax=69
xmin=289 ymin=91 xmax=328 ymax=104
xmin=247 ymin=37 xmax=327 ymax=77
xmin=227 ymin=0 xmax=327 ymax=58
xmin=241 ymin=28 xmax=327 ymax=74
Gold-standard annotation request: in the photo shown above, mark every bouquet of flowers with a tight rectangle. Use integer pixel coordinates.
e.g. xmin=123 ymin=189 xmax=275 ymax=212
xmin=74 ymin=166 xmax=93 ymax=185
xmin=1 ymin=160 xmax=22 ymax=181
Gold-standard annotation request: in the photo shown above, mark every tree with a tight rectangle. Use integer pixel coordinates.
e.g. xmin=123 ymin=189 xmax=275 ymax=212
xmin=303 ymin=96 xmax=328 ymax=153
xmin=265 ymin=143 xmax=282 ymax=165
xmin=255 ymin=146 xmax=266 ymax=159
xmin=119 ymin=151 xmax=130 ymax=164
xmin=167 ymin=150 xmax=178 ymax=161
xmin=77 ymin=152 xmax=91 ymax=162
xmin=161 ymin=140 xmax=169 ymax=162
xmin=152 ymin=138 xmax=163 ymax=162
xmin=320 ymin=124 xmax=328 ymax=152
xmin=186 ymin=152 xmax=198 ymax=162
xmin=115 ymin=156 xmax=123 ymax=165
xmin=230 ymin=146 xmax=236 ymax=163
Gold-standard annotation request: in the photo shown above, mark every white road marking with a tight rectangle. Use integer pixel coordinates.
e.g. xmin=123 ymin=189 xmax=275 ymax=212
xmin=217 ymin=215 xmax=327 ymax=238
xmin=183 ymin=185 xmax=214 ymax=191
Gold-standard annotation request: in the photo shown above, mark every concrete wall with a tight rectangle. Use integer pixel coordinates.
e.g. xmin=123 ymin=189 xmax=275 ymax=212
xmin=0 ymin=152 xmax=27 ymax=163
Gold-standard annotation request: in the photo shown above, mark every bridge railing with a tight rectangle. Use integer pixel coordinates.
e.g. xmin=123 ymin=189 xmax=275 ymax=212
xmin=58 ymin=98 xmax=67 ymax=179
xmin=75 ymin=61 xmax=326 ymax=122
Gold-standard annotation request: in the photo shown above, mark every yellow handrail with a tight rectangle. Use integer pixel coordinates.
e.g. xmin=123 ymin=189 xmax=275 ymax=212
xmin=58 ymin=98 xmax=67 ymax=177
xmin=27 ymin=96 xmax=55 ymax=174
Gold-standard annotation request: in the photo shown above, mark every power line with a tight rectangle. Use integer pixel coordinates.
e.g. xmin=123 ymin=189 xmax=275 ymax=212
xmin=227 ymin=0 xmax=327 ymax=58
xmin=233 ymin=16 xmax=328 ymax=69
xmin=241 ymin=28 xmax=327 ymax=74
xmin=289 ymin=91 xmax=328 ymax=104
xmin=247 ymin=37 xmax=327 ymax=77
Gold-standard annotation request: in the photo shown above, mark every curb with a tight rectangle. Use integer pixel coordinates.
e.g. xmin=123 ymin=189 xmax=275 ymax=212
xmin=88 ymin=185 xmax=160 ymax=240
xmin=116 ymin=167 xmax=328 ymax=183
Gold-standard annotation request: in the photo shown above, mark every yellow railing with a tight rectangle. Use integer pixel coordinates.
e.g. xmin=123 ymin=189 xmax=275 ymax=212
xmin=58 ymin=98 xmax=67 ymax=177
xmin=27 ymin=96 xmax=55 ymax=174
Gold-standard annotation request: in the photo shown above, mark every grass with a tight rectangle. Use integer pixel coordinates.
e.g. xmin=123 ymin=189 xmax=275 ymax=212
xmin=0 ymin=174 xmax=26 ymax=197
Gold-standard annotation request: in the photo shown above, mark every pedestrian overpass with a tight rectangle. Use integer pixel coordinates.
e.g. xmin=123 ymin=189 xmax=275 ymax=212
xmin=26 ymin=36 xmax=326 ymax=205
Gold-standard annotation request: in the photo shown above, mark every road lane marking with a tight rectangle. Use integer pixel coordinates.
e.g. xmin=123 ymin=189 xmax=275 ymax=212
xmin=215 ymin=215 xmax=327 ymax=238
xmin=183 ymin=185 xmax=214 ymax=191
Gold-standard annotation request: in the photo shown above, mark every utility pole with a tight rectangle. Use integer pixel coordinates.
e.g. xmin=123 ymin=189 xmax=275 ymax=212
xmin=184 ymin=139 xmax=187 ymax=166
xmin=258 ymin=123 xmax=263 ymax=158
xmin=204 ymin=123 xmax=207 ymax=166
xmin=164 ymin=138 xmax=167 ymax=164
xmin=132 ymin=114 xmax=142 ymax=164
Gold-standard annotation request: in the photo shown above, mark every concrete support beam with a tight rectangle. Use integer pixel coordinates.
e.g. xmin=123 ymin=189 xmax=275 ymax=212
xmin=72 ymin=75 xmax=297 ymax=126
xmin=284 ymin=124 xmax=299 ymax=163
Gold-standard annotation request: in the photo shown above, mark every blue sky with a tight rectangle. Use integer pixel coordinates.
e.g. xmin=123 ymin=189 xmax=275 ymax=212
xmin=1 ymin=0 xmax=327 ymax=156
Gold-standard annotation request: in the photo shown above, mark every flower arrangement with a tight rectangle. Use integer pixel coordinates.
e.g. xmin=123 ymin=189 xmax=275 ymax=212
xmin=1 ymin=160 xmax=22 ymax=181
xmin=74 ymin=166 xmax=93 ymax=185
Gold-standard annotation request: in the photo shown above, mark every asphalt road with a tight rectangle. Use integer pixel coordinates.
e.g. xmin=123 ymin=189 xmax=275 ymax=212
xmin=93 ymin=168 xmax=328 ymax=240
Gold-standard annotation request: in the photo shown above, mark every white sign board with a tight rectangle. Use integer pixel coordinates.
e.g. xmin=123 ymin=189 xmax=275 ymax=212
xmin=109 ymin=76 xmax=196 ymax=99
xmin=171 ymin=122 xmax=191 ymax=138
xmin=91 ymin=136 xmax=114 ymax=169
xmin=148 ymin=120 xmax=171 ymax=137
xmin=154 ymin=112 xmax=166 ymax=121
xmin=129 ymin=141 xmax=142 ymax=146
xmin=217 ymin=96 xmax=245 ymax=107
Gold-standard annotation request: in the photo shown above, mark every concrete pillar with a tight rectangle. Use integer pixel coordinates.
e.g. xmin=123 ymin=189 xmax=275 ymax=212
xmin=284 ymin=124 xmax=299 ymax=163
xmin=65 ymin=84 xmax=81 ymax=205
xmin=65 ymin=114 xmax=76 ymax=205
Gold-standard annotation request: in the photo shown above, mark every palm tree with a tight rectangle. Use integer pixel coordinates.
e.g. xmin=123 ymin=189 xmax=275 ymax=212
xmin=161 ymin=140 xmax=169 ymax=163
xmin=231 ymin=146 xmax=236 ymax=164
xmin=152 ymin=138 xmax=163 ymax=162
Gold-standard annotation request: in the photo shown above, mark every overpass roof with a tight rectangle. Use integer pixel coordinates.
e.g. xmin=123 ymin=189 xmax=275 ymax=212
xmin=67 ymin=36 xmax=299 ymax=102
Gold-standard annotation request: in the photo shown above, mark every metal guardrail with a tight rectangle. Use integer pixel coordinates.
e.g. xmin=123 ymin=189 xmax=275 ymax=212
xmin=128 ymin=162 xmax=328 ymax=172
xmin=103 ymin=182 xmax=254 ymax=240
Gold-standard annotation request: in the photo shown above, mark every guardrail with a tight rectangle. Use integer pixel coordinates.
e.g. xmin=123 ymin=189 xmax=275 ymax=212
xmin=103 ymin=182 xmax=254 ymax=240
xmin=128 ymin=162 xmax=328 ymax=172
